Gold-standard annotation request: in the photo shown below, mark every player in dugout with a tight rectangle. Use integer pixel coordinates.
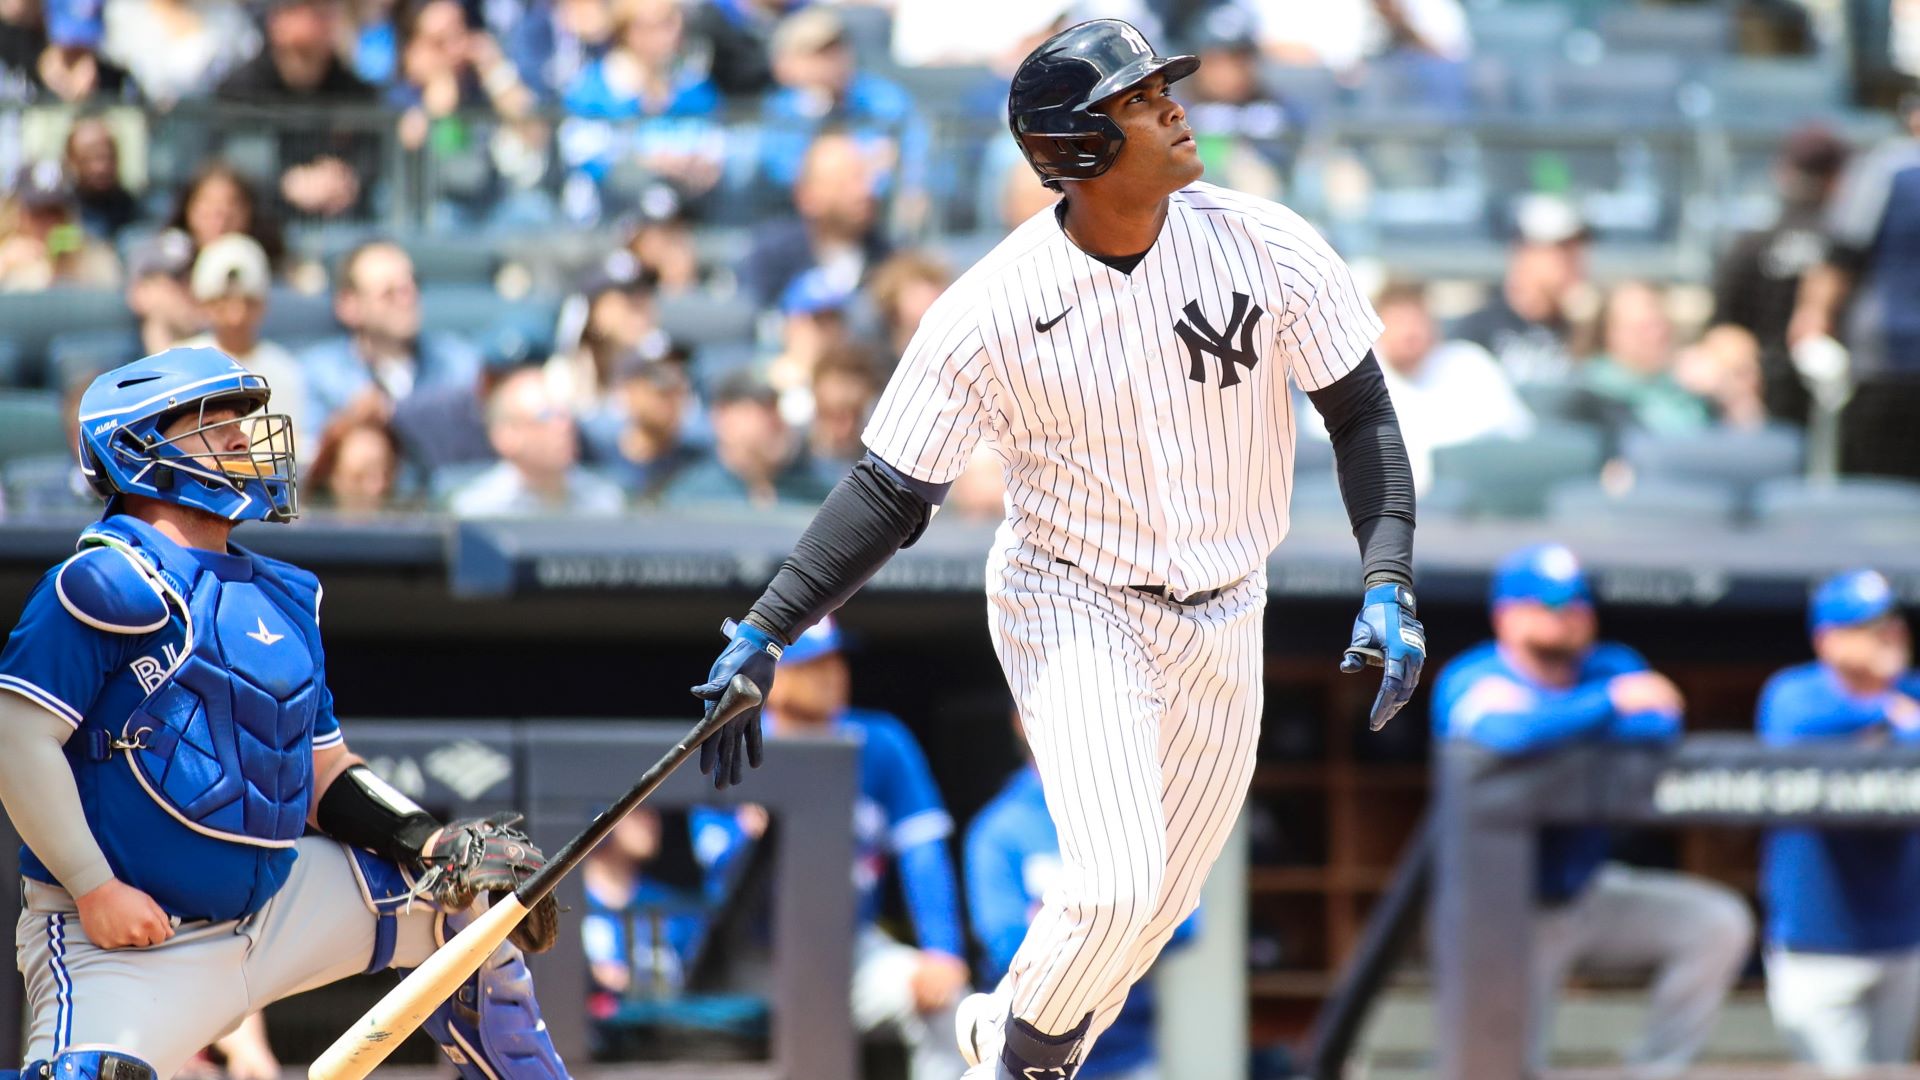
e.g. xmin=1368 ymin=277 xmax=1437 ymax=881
xmin=1759 ymin=568 xmax=1920 ymax=1072
xmin=1430 ymin=542 xmax=1754 ymax=1074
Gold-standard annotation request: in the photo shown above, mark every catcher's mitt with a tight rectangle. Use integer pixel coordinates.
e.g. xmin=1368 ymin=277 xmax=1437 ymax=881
xmin=416 ymin=811 xmax=558 ymax=954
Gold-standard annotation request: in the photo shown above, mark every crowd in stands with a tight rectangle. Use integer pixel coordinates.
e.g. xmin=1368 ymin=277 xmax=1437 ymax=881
xmin=0 ymin=0 xmax=1912 ymax=528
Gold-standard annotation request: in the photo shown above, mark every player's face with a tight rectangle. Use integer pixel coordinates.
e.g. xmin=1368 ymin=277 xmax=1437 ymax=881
xmin=162 ymin=404 xmax=253 ymax=471
xmin=1493 ymin=600 xmax=1597 ymax=665
xmin=1816 ymin=615 xmax=1912 ymax=685
xmin=765 ymin=654 xmax=848 ymax=731
xmin=1093 ymin=73 xmax=1203 ymax=195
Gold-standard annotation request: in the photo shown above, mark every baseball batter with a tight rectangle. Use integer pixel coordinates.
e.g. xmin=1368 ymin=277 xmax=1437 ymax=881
xmin=691 ymin=20 xmax=1425 ymax=1079
xmin=0 ymin=348 xmax=567 ymax=1080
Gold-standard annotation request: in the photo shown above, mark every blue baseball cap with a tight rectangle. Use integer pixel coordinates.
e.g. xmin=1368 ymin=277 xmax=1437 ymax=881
xmin=780 ymin=266 xmax=857 ymax=317
xmin=1491 ymin=543 xmax=1592 ymax=609
xmin=1811 ymin=569 xmax=1897 ymax=634
xmin=778 ymin=616 xmax=843 ymax=667
xmin=44 ymin=0 xmax=103 ymax=48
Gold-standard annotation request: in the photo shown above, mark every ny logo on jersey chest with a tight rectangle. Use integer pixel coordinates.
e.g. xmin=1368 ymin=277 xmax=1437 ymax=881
xmin=1173 ymin=292 xmax=1266 ymax=388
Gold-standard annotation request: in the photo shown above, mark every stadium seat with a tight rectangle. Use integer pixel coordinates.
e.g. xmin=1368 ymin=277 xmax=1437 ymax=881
xmin=0 ymin=390 xmax=70 ymax=465
xmin=1426 ymin=425 xmax=1607 ymax=518
xmin=0 ymin=289 xmax=137 ymax=388
xmin=405 ymin=237 xmax=502 ymax=284
xmin=419 ymin=286 xmax=557 ymax=341
xmin=261 ymin=288 xmax=341 ymax=344
xmin=1 ymin=453 xmax=89 ymax=515
xmin=1524 ymin=54 xmax=1685 ymax=118
xmin=0 ymin=340 xmax=25 ymax=387
xmin=1621 ymin=425 xmax=1804 ymax=512
xmin=1259 ymin=63 xmax=1344 ymax=115
xmin=1754 ymin=477 xmax=1920 ymax=537
xmin=1597 ymin=6 xmax=1731 ymax=57
xmin=1701 ymin=58 xmax=1846 ymax=123
xmin=47 ymin=330 xmax=141 ymax=391
xmin=1545 ymin=478 xmax=1740 ymax=533
xmin=658 ymin=292 xmax=758 ymax=348
xmin=1466 ymin=4 xmax=1573 ymax=60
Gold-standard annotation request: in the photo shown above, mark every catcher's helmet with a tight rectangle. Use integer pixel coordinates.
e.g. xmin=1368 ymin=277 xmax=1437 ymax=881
xmin=77 ymin=347 xmax=298 ymax=522
xmin=1008 ymin=19 xmax=1199 ymax=190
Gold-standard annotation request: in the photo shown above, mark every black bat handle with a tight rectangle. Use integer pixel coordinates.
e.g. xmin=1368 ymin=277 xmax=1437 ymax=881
xmin=513 ymin=675 xmax=762 ymax=906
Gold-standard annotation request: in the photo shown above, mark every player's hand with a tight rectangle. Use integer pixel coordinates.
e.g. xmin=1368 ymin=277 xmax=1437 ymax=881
xmin=74 ymin=878 xmax=173 ymax=949
xmin=909 ymin=950 xmax=971 ymax=1014
xmin=1340 ymin=583 xmax=1426 ymax=731
xmin=1607 ymin=671 xmax=1684 ymax=717
xmin=691 ymin=618 xmax=779 ymax=789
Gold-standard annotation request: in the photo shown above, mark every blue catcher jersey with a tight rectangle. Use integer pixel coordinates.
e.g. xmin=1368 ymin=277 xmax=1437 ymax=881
xmin=0 ymin=516 xmax=341 ymax=921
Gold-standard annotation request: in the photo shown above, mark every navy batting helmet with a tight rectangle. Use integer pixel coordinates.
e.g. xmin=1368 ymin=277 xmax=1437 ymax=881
xmin=1008 ymin=20 xmax=1199 ymax=190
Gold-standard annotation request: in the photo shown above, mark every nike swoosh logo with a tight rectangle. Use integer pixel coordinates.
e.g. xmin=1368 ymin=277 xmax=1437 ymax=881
xmin=1035 ymin=307 xmax=1072 ymax=333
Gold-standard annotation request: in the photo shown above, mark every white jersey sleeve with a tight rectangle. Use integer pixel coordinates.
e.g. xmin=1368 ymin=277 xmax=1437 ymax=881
xmin=1260 ymin=208 xmax=1383 ymax=392
xmin=862 ymin=288 xmax=998 ymax=486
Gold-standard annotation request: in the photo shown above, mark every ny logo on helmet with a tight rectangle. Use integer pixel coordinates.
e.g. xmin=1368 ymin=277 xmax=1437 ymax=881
xmin=1173 ymin=292 xmax=1266 ymax=388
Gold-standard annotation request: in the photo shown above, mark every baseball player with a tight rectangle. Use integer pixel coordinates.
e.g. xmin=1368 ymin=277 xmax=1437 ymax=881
xmin=1430 ymin=543 xmax=1753 ymax=1073
xmin=689 ymin=20 xmax=1424 ymax=1079
xmin=1759 ymin=569 xmax=1920 ymax=1071
xmin=0 ymin=347 xmax=568 ymax=1080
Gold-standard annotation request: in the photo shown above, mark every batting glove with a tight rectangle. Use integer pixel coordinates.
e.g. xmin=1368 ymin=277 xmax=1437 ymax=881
xmin=691 ymin=617 xmax=779 ymax=789
xmin=1340 ymin=583 xmax=1427 ymax=731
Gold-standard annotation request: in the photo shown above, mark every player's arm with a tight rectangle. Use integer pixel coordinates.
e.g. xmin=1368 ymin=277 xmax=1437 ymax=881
xmin=1304 ymin=355 xmax=1424 ymax=729
xmin=1441 ymin=673 xmax=1617 ymax=755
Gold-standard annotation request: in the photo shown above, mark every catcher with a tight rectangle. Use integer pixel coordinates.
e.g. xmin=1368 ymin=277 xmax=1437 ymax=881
xmin=0 ymin=348 xmax=564 ymax=1080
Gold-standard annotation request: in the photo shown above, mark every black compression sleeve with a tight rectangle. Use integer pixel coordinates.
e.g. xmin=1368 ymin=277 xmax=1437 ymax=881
xmin=745 ymin=454 xmax=933 ymax=642
xmin=1305 ymin=354 xmax=1416 ymax=589
xmin=316 ymin=763 xmax=443 ymax=864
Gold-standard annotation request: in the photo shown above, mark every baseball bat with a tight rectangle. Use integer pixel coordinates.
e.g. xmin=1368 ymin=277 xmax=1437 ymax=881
xmin=308 ymin=676 xmax=764 ymax=1080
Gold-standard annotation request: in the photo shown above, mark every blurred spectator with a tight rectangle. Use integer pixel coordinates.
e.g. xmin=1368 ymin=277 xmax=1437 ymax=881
xmin=0 ymin=161 xmax=119 ymax=290
xmin=966 ymin=707 xmax=1197 ymax=1080
xmin=1452 ymin=195 xmax=1589 ymax=386
xmin=64 ymin=116 xmax=138 ymax=240
xmin=101 ymin=0 xmax=259 ymax=106
xmin=699 ymin=618 xmax=970 ymax=1080
xmin=1790 ymin=93 xmax=1920 ymax=480
xmin=1249 ymin=0 xmax=1470 ymax=74
xmin=890 ymin=0 xmax=1158 ymax=69
xmin=740 ymin=130 xmax=892 ymax=311
xmin=28 ymin=0 xmax=136 ymax=104
xmin=588 ymin=355 xmax=703 ymax=503
xmin=1431 ymin=543 xmax=1753 ymax=1074
xmin=664 ymin=371 xmax=830 ymax=507
xmin=759 ymin=7 xmax=924 ymax=202
xmin=681 ymin=0 xmax=803 ymax=98
xmin=558 ymin=0 xmax=724 ymax=215
xmin=553 ymin=251 xmax=673 ymax=419
xmin=1184 ymin=6 xmax=1304 ymax=194
xmin=1582 ymin=282 xmax=1712 ymax=435
xmin=1675 ymin=324 xmax=1769 ymax=430
xmin=3 ymin=372 xmax=97 ymax=515
xmin=1369 ymin=280 xmax=1531 ymax=492
xmin=867 ymin=250 xmax=950 ymax=363
xmin=124 ymin=228 xmax=201 ymax=353
xmin=564 ymin=0 xmax=716 ymax=117
xmin=388 ymin=0 xmax=534 ymax=144
xmin=177 ymin=234 xmax=309 ymax=453
xmin=448 ymin=365 xmax=625 ymax=517
xmin=1759 ymin=569 xmax=1920 ymax=1073
xmin=622 ymin=185 xmax=707 ymax=296
xmin=216 ymin=0 xmax=380 ymax=221
xmin=997 ymin=163 xmax=1060 ymax=235
xmin=390 ymin=317 xmax=548 ymax=473
xmin=165 ymin=162 xmax=288 ymax=270
xmin=806 ymin=341 xmax=879 ymax=484
xmin=1711 ymin=124 xmax=1849 ymax=425
xmin=302 ymin=239 xmax=483 ymax=427
xmin=582 ymin=808 xmax=706 ymax=1011
xmin=0 ymin=0 xmax=39 ymax=101
xmin=770 ymin=264 xmax=857 ymax=427
xmin=304 ymin=415 xmax=405 ymax=516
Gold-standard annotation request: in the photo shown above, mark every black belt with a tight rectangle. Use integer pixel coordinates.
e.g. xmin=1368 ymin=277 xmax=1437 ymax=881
xmin=1053 ymin=558 xmax=1231 ymax=607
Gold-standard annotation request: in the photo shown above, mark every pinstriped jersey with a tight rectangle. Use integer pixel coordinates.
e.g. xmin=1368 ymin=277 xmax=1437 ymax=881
xmin=863 ymin=181 xmax=1382 ymax=598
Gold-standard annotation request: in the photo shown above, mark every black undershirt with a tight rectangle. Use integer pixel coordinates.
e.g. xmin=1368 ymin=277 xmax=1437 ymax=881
xmin=745 ymin=355 xmax=1416 ymax=644
xmin=1058 ymin=200 xmax=1151 ymax=275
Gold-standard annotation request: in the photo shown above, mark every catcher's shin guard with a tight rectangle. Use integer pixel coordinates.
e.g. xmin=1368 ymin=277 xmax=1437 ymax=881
xmin=420 ymin=906 xmax=569 ymax=1080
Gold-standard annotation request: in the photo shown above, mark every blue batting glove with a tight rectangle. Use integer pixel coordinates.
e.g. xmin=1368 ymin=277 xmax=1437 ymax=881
xmin=691 ymin=618 xmax=781 ymax=789
xmin=1340 ymin=583 xmax=1427 ymax=731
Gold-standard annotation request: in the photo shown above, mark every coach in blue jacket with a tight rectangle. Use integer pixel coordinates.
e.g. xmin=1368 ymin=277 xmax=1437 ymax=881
xmin=1760 ymin=568 xmax=1920 ymax=1072
xmin=1432 ymin=543 xmax=1754 ymax=1074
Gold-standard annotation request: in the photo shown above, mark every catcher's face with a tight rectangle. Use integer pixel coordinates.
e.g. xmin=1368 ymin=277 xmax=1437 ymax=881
xmin=1091 ymin=73 xmax=1203 ymax=195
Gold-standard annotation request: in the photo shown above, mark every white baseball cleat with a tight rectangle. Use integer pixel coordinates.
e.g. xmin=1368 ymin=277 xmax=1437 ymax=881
xmin=955 ymin=990 xmax=1008 ymax=1068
